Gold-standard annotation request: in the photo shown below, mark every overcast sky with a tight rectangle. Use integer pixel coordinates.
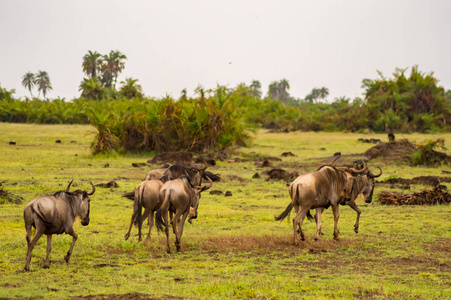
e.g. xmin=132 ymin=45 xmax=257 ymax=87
xmin=1 ymin=0 xmax=450 ymax=101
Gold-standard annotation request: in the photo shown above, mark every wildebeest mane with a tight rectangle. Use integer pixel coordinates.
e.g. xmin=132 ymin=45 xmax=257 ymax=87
xmin=314 ymin=167 xmax=347 ymax=201
xmin=178 ymin=175 xmax=194 ymax=188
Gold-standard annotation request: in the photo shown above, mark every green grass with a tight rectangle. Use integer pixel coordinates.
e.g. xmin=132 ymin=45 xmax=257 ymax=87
xmin=0 ymin=123 xmax=450 ymax=299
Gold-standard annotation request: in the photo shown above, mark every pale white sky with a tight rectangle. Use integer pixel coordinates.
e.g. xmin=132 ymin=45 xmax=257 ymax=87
xmin=1 ymin=0 xmax=450 ymax=101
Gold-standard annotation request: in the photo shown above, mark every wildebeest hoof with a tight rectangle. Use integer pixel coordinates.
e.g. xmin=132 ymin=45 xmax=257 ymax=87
xmin=188 ymin=219 xmax=192 ymax=224
xmin=64 ymin=256 xmax=70 ymax=263
xmin=43 ymin=264 xmax=50 ymax=269
xmin=124 ymin=234 xmax=130 ymax=240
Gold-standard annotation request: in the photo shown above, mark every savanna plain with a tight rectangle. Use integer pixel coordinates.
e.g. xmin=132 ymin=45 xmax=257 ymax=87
xmin=0 ymin=123 xmax=450 ymax=299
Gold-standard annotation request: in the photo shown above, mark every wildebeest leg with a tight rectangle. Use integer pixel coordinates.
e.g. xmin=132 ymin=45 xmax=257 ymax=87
xmin=175 ymin=212 xmax=189 ymax=252
xmin=64 ymin=228 xmax=78 ymax=264
xmin=170 ymin=211 xmax=176 ymax=235
xmin=331 ymin=204 xmax=340 ymax=240
xmin=138 ymin=208 xmax=151 ymax=242
xmin=24 ymin=227 xmax=44 ymax=271
xmin=162 ymin=211 xmax=171 ymax=253
xmin=44 ymin=235 xmax=52 ymax=268
xmin=146 ymin=211 xmax=154 ymax=241
xmin=171 ymin=210 xmax=184 ymax=239
xmin=347 ymin=202 xmax=361 ymax=233
xmin=293 ymin=208 xmax=308 ymax=245
xmin=313 ymin=208 xmax=324 ymax=241
xmin=124 ymin=201 xmax=140 ymax=240
xmin=124 ymin=213 xmax=134 ymax=240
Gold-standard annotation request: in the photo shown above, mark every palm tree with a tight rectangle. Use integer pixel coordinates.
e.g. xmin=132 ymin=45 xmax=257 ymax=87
xmin=35 ymin=70 xmax=52 ymax=99
xmin=22 ymin=72 xmax=35 ymax=98
xmin=318 ymin=87 xmax=329 ymax=101
xmin=79 ymin=77 xmax=104 ymax=100
xmin=82 ymin=51 xmax=102 ymax=79
xmin=250 ymin=80 xmax=262 ymax=98
xmin=119 ymin=77 xmax=143 ymax=99
xmin=101 ymin=50 xmax=127 ymax=89
xmin=278 ymin=79 xmax=290 ymax=103
xmin=267 ymin=81 xmax=279 ymax=100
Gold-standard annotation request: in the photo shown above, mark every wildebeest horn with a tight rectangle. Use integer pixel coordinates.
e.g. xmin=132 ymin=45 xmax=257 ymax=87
xmin=369 ymin=166 xmax=382 ymax=178
xmin=348 ymin=161 xmax=368 ymax=174
xmin=196 ymin=176 xmax=213 ymax=191
xmin=87 ymin=181 xmax=96 ymax=195
xmin=198 ymin=163 xmax=207 ymax=172
xmin=330 ymin=155 xmax=340 ymax=166
xmin=66 ymin=180 xmax=74 ymax=193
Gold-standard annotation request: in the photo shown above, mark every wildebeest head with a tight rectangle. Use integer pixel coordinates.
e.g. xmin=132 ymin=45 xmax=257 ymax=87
xmin=65 ymin=180 xmax=95 ymax=226
xmin=344 ymin=166 xmax=382 ymax=203
xmin=188 ymin=176 xmax=213 ymax=222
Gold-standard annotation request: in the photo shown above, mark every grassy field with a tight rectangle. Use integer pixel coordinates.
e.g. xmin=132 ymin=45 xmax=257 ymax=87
xmin=0 ymin=123 xmax=450 ymax=299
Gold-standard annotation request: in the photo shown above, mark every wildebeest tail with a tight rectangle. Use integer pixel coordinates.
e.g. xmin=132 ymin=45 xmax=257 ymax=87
xmin=306 ymin=210 xmax=314 ymax=221
xmin=155 ymin=190 xmax=170 ymax=232
xmin=133 ymin=186 xmax=144 ymax=226
xmin=275 ymin=203 xmax=293 ymax=221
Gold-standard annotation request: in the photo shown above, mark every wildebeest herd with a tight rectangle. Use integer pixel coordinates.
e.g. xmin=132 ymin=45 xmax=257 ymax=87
xmin=22 ymin=159 xmax=382 ymax=271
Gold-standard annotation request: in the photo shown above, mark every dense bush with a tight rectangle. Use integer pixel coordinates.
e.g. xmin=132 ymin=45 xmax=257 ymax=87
xmin=86 ymin=97 xmax=254 ymax=153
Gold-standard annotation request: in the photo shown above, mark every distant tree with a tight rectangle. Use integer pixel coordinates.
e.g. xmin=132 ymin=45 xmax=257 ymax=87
xmin=119 ymin=77 xmax=143 ymax=99
xmin=267 ymin=79 xmax=290 ymax=103
xmin=22 ymin=72 xmax=35 ymax=98
xmin=35 ymin=70 xmax=52 ymax=99
xmin=79 ymin=77 xmax=104 ymax=100
xmin=250 ymin=80 xmax=262 ymax=98
xmin=101 ymin=50 xmax=127 ymax=89
xmin=267 ymin=81 xmax=279 ymax=100
xmin=82 ymin=51 xmax=103 ymax=79
xmin=446 ymin=89 xmax=451 ymax=100
xmin=305 ymin=87 xmax=328 ymax=102
xmin=318 ymin=87 xmax=329 ymax=101
xmin=0 ymin=84 xmax=15 ymax=101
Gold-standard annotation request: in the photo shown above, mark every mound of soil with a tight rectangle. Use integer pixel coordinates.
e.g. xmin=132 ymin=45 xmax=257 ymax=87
xmin=0 ymin=188 xmax=24 ymax=204
xmin=364 ymin=139 xmax=417 ymax=161
xmin=364 ymin=139 xmax=451 ymax=165
xmin=202 ymin=171 xmax=221 ymax=182
xmin=265 ymin=168 xmax=298 ymax=182
xmin=96 ymin=181 xmax=119 ymax=188
xmin=378 ymin=185 xmax=451 ymax=205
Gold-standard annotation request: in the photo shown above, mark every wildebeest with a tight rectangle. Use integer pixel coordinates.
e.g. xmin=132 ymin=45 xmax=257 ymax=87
xmin=124 ymin=179 xmax=163 ymax=242
xmin=23 ymin=180 xmax=95 ymax=271
xmin=388 ymin=132 xmax=395 ymax=142
xmin=312 ymin=164 xmax=382 ymax=238
xmin=159 ymin=164 xmax=206 ymax=186
xmin=143 ymin=168 xmax=167 ymax=181
xmin=155 ymin=176 xmax=213 ymax=253
xmin=275 ymin=163 xmax=381 ymax=243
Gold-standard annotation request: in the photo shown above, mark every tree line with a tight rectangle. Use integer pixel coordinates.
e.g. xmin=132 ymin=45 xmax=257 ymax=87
xmin=1 ymin=50 xmax=450 ymax=153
